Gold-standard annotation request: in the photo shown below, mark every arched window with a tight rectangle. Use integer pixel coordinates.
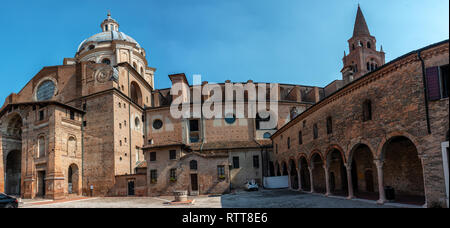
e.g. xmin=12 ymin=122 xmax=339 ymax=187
xmin=102 ymin=58 xmax=111 ymax=65
xmin=130 ymin=81 xmax=142 ymax=106
xmin=367 ymin=62 xmax=370 ymax=71
xmin=367 ymin=42 xmax=371 ymax=49
xmin=287 ymin=137 xmax=291 ymax=149
xmin=363 ymin=100 xmax=372 ymax=122
xmin=36 ymin=80 xmax=56 ymax=101
xmin=140 ymin=67 xmax=144 ymax=75
xmin=313 ymin=124 xmax=318 ymax=139
xmin=68 ymin=136 xmax=76 ymax=157
xmin=133 ymin=62 xmax=137 ymax=69
xmin=371 ymin=63 xmax=375 ymax=71
xmin=190 ymin=160 xmax=198 ymax=170
xmin=352 ymin=44 xmax=355 ymax=50
xmin=326 ymin=116 xmax=333 ymax=134
xmin=38 ymin=136 xmax=45 ymax=158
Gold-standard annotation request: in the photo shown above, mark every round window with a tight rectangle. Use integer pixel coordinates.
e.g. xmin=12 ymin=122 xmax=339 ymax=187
xmin=153 ymin=119 xmax=163 ymax=130
xmin=224 ymin=114 xmax=236 ymax=124
xmin=36 ymin=80 xmax=55 ymax=101
xmin=263 ymin=132 xmax=271 ymax=139
xmin=135 ymin=117 xmax=141 ymax=128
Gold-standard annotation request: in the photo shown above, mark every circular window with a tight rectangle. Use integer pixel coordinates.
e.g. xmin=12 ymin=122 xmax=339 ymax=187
xmin=263 ymin=132 xmax=271 ymax=139
xmin=225 ymin=114 xmax=236 ymax=124
xmin=135 ymin=117 xmax=141 ymax=129
xmin=153 ymin=119 xmax=163 ymax=130
xmin=88 ymin=45 xmax=95 ymax=50
xmin=36 ymin=80 xmax=55 ymax=101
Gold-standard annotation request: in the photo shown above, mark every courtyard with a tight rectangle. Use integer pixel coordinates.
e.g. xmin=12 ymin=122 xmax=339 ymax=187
xmin=20 ymin=189 xmax=415 ymax=208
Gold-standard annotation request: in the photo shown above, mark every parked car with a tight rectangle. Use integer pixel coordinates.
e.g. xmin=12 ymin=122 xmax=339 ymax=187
xmin=245 ymin=180 xmax=259 ymax=191
xmin=0 ymin=193 xmax=19 ymax=208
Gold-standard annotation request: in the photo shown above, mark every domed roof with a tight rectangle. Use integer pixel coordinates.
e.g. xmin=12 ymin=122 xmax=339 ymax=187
xmin=77 ymin=30 xmax=141 ymax=52
xmin=77 ymin=13 xmax=141 ymax=53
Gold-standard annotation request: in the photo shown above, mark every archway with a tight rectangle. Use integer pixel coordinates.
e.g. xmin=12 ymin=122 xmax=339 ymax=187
xmin=382 ymin=136 xmax=425 ymax=205
xmin=282 ymin=162 xmax=288 ymax=176
xmin=268 ymin=161 xmax=275 ymax=177
xmin=130 ymin=81 xmax=143 ymax=106
xmin=299 ymin=157 xmax=311 ymax=191
xmin=311 ymin=153 xmax=326 ymax=193
xmin=289 ymin=159 xmax=298 ymax=190
xmin=327 ymin=149 xmax=347 ymax=196
xmin=4 ymin=113 xmax=23 ymax=196
xmin=350 ymin=144 xmax=378 ymax=200
xmin=5 ymin=150 xmax=21 ymax=195
xmin=275 ymin=162 xmax=281 ymax=176
xmin=68 ymin=164 xmax=79 ymax=195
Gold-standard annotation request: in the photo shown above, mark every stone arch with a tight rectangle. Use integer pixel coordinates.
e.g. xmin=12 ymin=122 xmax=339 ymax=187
xmin=376 ymin=132 xmax=422 ymax=160
xmin=380 ymin=135 xmax=425 ymax=205
xmin=325 ymin=146 xmax=348 ymax=195
xmin=281 ymin=161 xmax=288 ymax=176
xmin=349 ymin=143 xmax=378 ymax=199
xmin=308 ymin=150 xmax=324 ymax=166
xmin=289 ymin=159 xmax=299 ymax=189
xmin=325 ymin=144 xmax=347 ymax=164
xmin=310 ymin=152 xmax=326 ymax=193
xmin=130 ymin=81 xmax=143 ymax=106
xmin=68 ymin=164 xmax=80 ymax=195
xmin=5 ymin=150 xmax=21 ymax=195
xmin=347 ymin=139 xmax=377 ymax=162
xmin=298 ymin=156 xmax=311 ymax=191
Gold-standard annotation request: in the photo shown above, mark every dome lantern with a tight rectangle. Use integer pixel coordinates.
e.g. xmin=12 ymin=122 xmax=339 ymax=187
xmin=101 ymin=11 xmax=119 ymax=32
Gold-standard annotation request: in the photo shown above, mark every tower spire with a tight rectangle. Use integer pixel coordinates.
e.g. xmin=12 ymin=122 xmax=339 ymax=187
xmin=353 ymin=5 xmax=370 ymax=36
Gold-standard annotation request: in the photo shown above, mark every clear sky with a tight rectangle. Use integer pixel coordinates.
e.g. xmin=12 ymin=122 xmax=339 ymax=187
xmin=0 ymin=0 xmax=448 ymax=103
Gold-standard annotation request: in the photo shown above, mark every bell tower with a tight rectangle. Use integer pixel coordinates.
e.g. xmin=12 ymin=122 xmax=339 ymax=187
xmin=342 ymin=5 xmax=385 ymax=84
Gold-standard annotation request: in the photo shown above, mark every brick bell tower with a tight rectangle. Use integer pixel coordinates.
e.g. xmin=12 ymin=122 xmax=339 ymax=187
xmin=342 ymin=5 xmax=385 ymax=84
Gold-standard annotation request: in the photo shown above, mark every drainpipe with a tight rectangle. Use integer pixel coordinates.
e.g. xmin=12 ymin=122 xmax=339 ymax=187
xmin=417 ymin=51 xmax=432 ymax=134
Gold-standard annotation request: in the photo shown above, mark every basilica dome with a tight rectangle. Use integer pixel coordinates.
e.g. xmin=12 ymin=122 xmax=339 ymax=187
xmin=77 ymin=31 xmax=141 ymax=52
xmin=76 ymin=12 xmax=141 ymax=53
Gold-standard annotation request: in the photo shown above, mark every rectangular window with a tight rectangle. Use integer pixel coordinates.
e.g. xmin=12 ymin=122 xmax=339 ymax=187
xmin=150 ymin=170 xmax=157 ymax=183
xmin=150 ymin=152 xmax=156 ymax=162
xmin=189 ymin=120 xmax=199 ymax=132
xmin=299 ymin=131 xmax=303 ymax=145
xmin=169 ymin=169 xmax=177 ymax=180
xmin=189 ymin=119 xmax=200 ymax=143
xmin=326 ymin=116 xmax=333 ymax=134
xmin=217 ymin=165 xmax=225 ymax=178
xmin=427 ymin=66 xmax=442 ymax=101
xmin=70 ymin=110 xmax=75 ymax=120
xmin=39 ymin=110 xmax=44 ymax=121
xmin=253 ymin=155 xmax=260 ymax=168
xmin=313 ymin=123 xmax=318 ymax=139
xmin=169 ymin=150 xmax=176 ymax=160
xmin=83 ymin=121 xmax=87 ymax=127
xmin=232 ymin=156 xmax=240 ymax=169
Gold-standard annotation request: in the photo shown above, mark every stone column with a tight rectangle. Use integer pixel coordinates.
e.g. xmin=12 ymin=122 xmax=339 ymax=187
xmin=309 ymin=167 xmax=315 ymax=193
xmin=297 ymin=168 xmax=302 ymax=191
xmin=287 ymin=171 xmax=292 ymax=190
xmin=324 ymin=165 xmax=331 ymax=196
xmin=346 ymin=164 xmax=354 ymax=199
xmin=375 ymin=159 xmax=386 ymax=204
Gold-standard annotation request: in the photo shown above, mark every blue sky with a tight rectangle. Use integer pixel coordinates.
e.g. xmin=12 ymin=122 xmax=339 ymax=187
xmin=0 ymin=0 xmax=448 ymax=102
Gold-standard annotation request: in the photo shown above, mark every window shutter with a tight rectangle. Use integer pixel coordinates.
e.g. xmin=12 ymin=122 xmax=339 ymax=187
xmin=426 ymin=67 xmax=441 ymax=101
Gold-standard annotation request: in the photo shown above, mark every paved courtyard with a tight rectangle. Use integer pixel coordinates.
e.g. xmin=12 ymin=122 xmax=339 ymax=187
xmin=21 ymin=189 xmax=410 ymax=208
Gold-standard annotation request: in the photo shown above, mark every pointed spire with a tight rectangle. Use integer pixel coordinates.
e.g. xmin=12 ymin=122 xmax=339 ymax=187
xmin=353 ymin=5 xmax=371 ymax=37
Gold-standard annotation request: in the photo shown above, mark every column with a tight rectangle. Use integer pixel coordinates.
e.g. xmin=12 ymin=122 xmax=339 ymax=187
xmin=309 ymin=167 xmax=315 ymax=193
xmin=297 ymin=168 xmax=302 ymax=191
xmin=346 ymin=164 xmax=354 ymax=199
xmin=287 ymin=171 xmax=291 ymax=190
xmin=375 ymin=159 xmax=386 ymax=204
xmin=324 ymin=165 xmax=331 ymax=196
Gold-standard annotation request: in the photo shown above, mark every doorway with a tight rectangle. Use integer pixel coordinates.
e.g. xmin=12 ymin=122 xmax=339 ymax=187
xmin=128 ymin=180 xmax=135 ymax=196
xmin=37 ymin=171 xmax=46 ymax=197
xmin=364 ymin=170 xmax=374 ymax=192
xmin=190 ymin=174 xmax=199 ymax=192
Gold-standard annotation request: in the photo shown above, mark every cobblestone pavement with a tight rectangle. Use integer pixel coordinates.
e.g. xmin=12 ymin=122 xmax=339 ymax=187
xmin=21 ymin=189 xmax=405 ymax=208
